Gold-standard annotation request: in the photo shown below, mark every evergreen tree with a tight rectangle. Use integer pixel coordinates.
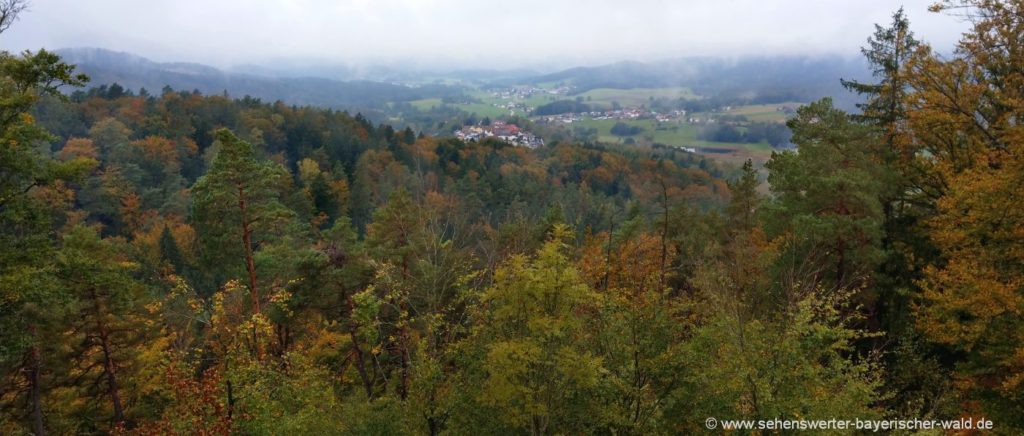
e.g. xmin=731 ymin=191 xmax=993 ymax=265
xmin=765 ymin=99 xmax=887 ymax=294
xmin=192 ymin=128 xmax=293 ymax=314
xmin=841 ymin=6 xmax=918 ymax=142
xmin=309 ymin=172 xmax=339 ymax=226
xmin=56 ymin=226 xmax=150 ymax=428
xmin=0 ymin=13 xmax=89 ymax=434
xmin=842 ymin=6 xmax=928 ymax=334
xmin=158 ymin=225 xmax=186 ymax=274
xmin=725 ymin=159 xmax=761 ymax=232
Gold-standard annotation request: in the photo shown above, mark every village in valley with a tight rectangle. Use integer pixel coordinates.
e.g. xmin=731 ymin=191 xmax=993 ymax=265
xmin=534 ymin=108 xmax=687 ymax=124
xmin=407 ymin=81 xmax=797 ymax=167
xmin=454 ymin=120 xmax=545 ymax=148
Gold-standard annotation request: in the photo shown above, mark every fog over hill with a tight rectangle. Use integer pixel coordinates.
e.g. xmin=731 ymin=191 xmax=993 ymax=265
xmin=526 ymin=56 xmax=870 ymax=108
xmin=58 ymin=47 xmax=869 ymax=111
xmin=55 ymin=48 xmax=461 ymax=109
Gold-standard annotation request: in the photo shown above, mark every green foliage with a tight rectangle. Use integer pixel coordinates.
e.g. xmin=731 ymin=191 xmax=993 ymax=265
xmin=725 ymin=159 xmax=760 ymax=231
xmin=228 ymin=355 xmax=347 ymax=435
xmin=3 ymin=5 xmax=1022 ymax=432
xmin=56 ymin=225 xmax=151 ymax=427
xmin=840 ymin=6 xmax=917 ymax=130
xmin=609 ymin=121 xmax=643 ymax=136
xmin=191 ymin=128 xmax=295 ymax=297
xmin=765 ymin=98 xmax=887 ymax=293
xmin=465 ymin=225 xmax=604 ymax=434
xmin=0 ymin=31 xmax=91 ymax=435
xmin=157 ymin=226 xmax=185 ymax=273
xmin=674 ymin=289 xmax=884 ymax=430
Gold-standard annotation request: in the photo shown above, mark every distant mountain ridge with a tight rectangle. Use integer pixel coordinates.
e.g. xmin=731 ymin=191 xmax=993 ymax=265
xmin=55 ymin=48 xmax=869 ymax=111
xmin=55 ymin=48 xmax=458 ymax=108
xmin=529 ymin=56 xmax=870 ymax=108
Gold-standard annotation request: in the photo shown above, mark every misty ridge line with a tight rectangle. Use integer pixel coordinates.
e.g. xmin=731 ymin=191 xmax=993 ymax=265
xmin=54 ymin=47 xmax=872 ymax=111
xmin=3 ymin=0 xmax=966 ymax=70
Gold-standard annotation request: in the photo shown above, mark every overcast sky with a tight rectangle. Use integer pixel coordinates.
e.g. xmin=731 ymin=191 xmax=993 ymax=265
xmin=1 ymin=0 xmax=969 ymax=69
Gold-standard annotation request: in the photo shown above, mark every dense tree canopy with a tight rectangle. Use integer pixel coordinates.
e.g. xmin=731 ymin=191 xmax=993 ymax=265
xmin=1 ymin=1 xmax=1022 ymax=434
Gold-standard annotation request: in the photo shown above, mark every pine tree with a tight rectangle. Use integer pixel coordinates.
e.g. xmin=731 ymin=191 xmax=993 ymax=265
xmin=765 ymin=99 xmax=886 ymax=294
xmin=0 ymin=14 xmax=89 ymax=434
xmin=158 ymin=225 xmax=185 ymax=274
xmin=57 ymin=226 xmax=150 ymax=427
xmin=192 ymin=129 xmax=292 ymax=314
xmin=309 ymin=172 xmax=340 ymax=226
xmin=842 ymin=6 xmax=928 ymax=334
xmin=725 ymin=159 xmax=761 ymax=232
xmin=841 ymin=7 xmax=918 ymax=144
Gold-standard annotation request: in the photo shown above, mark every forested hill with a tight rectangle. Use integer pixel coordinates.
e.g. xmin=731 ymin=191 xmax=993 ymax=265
xmin=55 ymin=48 xmax=459 ymax=108
xmin=10 ymin=82 xmax=730 ymax=433
xmin=530 ymin=56 xmax=870 ymax=107
xmin=32 ymin=85 xmax=727 ymax=236
xmin=3 ymin=1 xmax=1024 ymax=434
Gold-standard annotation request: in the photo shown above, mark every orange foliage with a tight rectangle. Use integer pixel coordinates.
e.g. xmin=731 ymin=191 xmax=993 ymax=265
xmin=120 ymin=192 xmax=144 ymax=234
xmin=59 ymin=137 xmax=98 ymax=161
xmin=125 ymin=365 xmax=234 ymax=436
xmin=132 ymin=214 xmax=199 ymax=269
xmin=916 ymin=144 xmax=1024 ymax=395
xmin=579 ymin=232 xmax=671 ymax=295
xmin=116 ymin=97 xmax=146 ymax=125
xmin=132 ymin=135 xmax=179 ymax=167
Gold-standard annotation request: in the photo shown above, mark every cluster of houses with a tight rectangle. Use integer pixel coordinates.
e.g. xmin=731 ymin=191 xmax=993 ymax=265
xmin=497 ymin=101 xmax=531 ymax=115
xmin=489 ymin=85 xmax=571 ymax=100
xmin=537 ymin=112 xmax=585 ymax=124
xmin=483 ymin=86 xmax=576 ymax=116
xmin=653 ymin=110 xmax=687 ymax=122
xmin=454 ymin=121 xmax=545 ymax=148
xmin=535 ymin=108 xmax=687 ymax=125
xmin=588 ymin=108 xmax=649 ymax=120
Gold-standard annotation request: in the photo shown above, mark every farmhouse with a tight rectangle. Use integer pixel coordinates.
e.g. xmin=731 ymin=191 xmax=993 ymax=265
xmin=454 ymin=121 xmax=544 ymax=148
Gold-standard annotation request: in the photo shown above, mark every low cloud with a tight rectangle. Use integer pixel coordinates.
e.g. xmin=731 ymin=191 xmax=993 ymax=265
xmin=0 ymin=0 xmax=968 ymax=70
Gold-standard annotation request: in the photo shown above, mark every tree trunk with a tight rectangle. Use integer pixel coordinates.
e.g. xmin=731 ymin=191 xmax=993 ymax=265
xmin=531 ymin=414 xmax=547 ymax=436
xmin=91 ymin=289 xmax=124 ymax=423
xmin=398 ymin=309 xmax=410 ymax=400
xmin=225 ymin=358 xmax=235 ymax=421
xmin=427 ymin=417 xmax=442 ymax=436
xmin=238 ymin=186 xmax=260 ymax=315
xmin=836 ymin=236 xmax=847 ymax=289
xmin=347 ymin=298 xmax=374 ymax=398
xmin=27 ymin=325 xmax=46 ymax=436
xmin=659 ymin=179 xmax=669 ymax=289
xmin=398 ymin=258 xmax=410 ymax=400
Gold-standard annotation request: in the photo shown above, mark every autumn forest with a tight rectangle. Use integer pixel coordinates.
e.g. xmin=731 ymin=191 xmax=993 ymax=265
xmin=1 ymin=0 xmax=1023 ymax=434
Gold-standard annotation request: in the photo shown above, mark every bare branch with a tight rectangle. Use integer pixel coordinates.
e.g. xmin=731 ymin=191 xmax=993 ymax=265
xmin=0 ymin=0 xmax=29 ymax=34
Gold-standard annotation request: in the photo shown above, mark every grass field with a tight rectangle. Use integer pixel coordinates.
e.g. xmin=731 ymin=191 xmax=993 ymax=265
xmin=409 ymin=98 xmax=443 ymax=111
xmin=519 ymin=92 xmax=562 ymax=108
xmin=451 ymin=102 xmax=510 ymax=118
xmin=723 ymin=102 xmax=803 ymax=123
xmin=469 ymin=89 xmax=561 ymax=110
xmin=413 ymin=87 xmax=704 ymax=118
xmin=408 ymin=90 xmax=793 ymax=167
xmin=408 ymin=97 xmax=512 ymax=118
xmin=572 ymin=117 xmax=775 ymax=165
xmin=576 ymin=87 xmax=698 ymax=109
